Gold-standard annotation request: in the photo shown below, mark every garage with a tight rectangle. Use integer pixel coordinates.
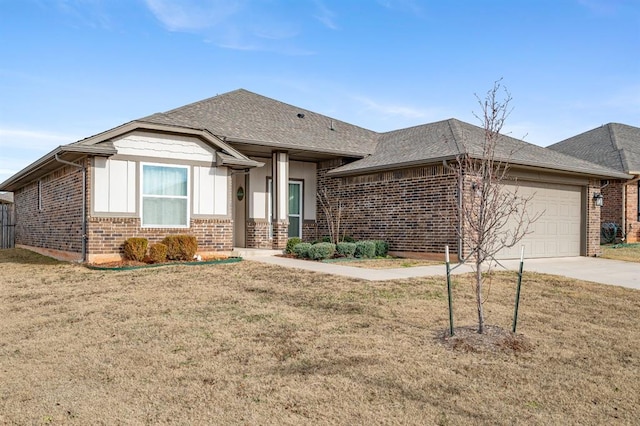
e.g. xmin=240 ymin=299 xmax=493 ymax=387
xmin=496 ymin=181 xmax=583 ymax=259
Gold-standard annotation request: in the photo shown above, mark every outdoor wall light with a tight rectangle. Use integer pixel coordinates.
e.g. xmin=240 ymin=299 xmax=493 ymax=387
xmin=593 ymin=193 xmax=604 ymax=207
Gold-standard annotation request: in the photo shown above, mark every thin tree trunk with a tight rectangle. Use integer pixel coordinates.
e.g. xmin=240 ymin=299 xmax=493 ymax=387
xmin=475 ymin=264 xmax=485 ymax=334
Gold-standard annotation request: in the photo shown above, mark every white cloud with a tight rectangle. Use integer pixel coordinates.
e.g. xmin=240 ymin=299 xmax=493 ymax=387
xmin=51 ymin=0 xmax=113 ymax=29
xmin=377 ymin=0 xmax=425 ymax=17
xmin=144 ymin=0 xmax=242 ymax=32
xmin=313 ymin=0 xmax=338 ymax=30
xmin=144 ymin=0 xmax=321 ymax=54
xmin=353 ymin=95 xmax=440 ymax=120
xmin=0 ymin=128 xmax=76 ymax=151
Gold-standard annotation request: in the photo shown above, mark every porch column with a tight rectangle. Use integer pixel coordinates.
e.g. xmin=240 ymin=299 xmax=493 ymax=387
xmin=271 ymin=151 xmax=289 ymax=249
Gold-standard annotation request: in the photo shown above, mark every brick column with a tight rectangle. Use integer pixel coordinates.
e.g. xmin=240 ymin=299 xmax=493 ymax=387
xmin=586 ymin=179 xmax=602 ymax=256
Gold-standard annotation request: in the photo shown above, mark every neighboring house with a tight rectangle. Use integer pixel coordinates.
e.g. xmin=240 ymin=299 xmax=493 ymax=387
xmin=0 ymin=192 xmax=15 ymax=249
xmin=548 ymin=123 xmax=640 ymax=243
xmin=0 ymin=89 xmax=630 ymax=262
xmin=0 ymin=192 xmax=14 ymax=204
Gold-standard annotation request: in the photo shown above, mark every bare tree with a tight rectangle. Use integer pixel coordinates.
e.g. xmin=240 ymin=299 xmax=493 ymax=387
xmin=317 ymin=188 xmax=343 ymax=244
xmin=451 ymin=80 xmax=541 ymax=334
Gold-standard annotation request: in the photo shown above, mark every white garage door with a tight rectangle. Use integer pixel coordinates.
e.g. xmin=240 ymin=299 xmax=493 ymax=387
xmin=496 ymin=181 xmax=582 ymax=259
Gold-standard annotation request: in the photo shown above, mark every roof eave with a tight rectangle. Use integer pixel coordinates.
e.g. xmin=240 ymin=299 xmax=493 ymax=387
xmin=216 ymin=152 xmax=264 ymax=169
xmin=223 ymin=136 xmax=369 ymax=159
xmin=327 ymin=155 xmax=459 ymax=177
xmin=0 ymin=145 xmax=117 ymax=192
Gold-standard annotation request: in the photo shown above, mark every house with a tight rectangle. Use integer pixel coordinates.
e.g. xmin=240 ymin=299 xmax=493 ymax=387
xmin=0 ymin=192 xmax=15 ymax=249
xmin=548 ymin=123 xmax=640 ymax=243
xmin=0 ymin=89 xmax=630 ymax=263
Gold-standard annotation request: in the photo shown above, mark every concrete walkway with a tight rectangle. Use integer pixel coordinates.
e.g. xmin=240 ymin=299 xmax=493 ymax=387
xmin=244 ymin=254 xmax=640 ymax=290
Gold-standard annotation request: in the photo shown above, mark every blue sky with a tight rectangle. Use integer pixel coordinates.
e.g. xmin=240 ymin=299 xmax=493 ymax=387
xmin=1 ymin=0 xmax=639 ymax=185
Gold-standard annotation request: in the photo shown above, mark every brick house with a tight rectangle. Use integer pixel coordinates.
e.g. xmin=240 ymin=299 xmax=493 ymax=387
xmin=0 ymin=89 xmax=630 ymax=262
xmin=548 ymin=123 xmax=640 ymax=243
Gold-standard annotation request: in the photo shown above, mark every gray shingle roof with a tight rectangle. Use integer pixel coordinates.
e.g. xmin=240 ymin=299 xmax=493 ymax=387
xmin=329 ymin=118 xmax=629 ymax=178
xmin=139 ymin=89 xmax=378 ymax=157
xmin=547 ymin=123 xmax=640 ymax=174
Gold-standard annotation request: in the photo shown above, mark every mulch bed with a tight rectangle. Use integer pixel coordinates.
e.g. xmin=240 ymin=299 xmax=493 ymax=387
xmin=438 ymin=324 xmax=533 ymax=354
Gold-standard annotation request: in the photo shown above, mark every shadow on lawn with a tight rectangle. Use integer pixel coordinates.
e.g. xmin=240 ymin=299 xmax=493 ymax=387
xmin=0 ymin=248 xmax=62 ymax=265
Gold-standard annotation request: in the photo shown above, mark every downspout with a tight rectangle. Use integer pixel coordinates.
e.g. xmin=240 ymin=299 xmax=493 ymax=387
xmin=54 ymin=154 xmax=86 ymax=262
xmin=622 ymin=174 xmax=640 ymax=241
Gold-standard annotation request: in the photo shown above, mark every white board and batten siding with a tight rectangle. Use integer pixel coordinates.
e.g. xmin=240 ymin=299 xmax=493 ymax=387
xmin=93 ymin=157 xmax=136 ymax=213
xmin=94 ymin=131 xmax=229 ymax=216
xmin=496 ymin=181 xmax=582 ymax=259
xmin=193 ymin=166 xmax=228 ymax=216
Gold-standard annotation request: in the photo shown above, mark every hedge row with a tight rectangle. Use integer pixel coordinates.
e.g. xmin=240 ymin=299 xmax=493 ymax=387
xmin=122 ymin=234 xmax=198 ymax=263
xmin=288 ymin=238 xmax=389 ymax=260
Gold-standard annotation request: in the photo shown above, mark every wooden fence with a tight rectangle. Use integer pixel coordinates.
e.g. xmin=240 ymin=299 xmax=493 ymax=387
xmin=0 ymin=203 xmax=15 ymax=249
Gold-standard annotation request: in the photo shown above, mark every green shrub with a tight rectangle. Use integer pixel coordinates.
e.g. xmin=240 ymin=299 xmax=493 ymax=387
xmin=286 ymin=237 xmax=302 ymax=254
xmin=341 ymin=235 xmax=356 ymax=243
xmin=123 ymin=237 xmax=148 ymax=261
xmin=161 ymin=234 xmax=198 ymax=261
xmin=313 ymin=236 xmax=332 ymax=244
xmin=308 ymin=242 xmax=336 ymax=260
xmin=355 ymin=240 xmax=376 ymax=258
xmin=293 ymin=242 xmax=312 ymax=258
xmin=336 ymin=242 xmax=357 ymax=257
xmin=373 ymin=240 xmax=389 ymax=257
xmin=148 ymin=243 xmax=168 ymax=263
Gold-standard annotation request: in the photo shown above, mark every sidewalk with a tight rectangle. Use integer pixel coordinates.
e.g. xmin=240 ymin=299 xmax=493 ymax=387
xmin=245 ymin=254 xmax=640 ymax=290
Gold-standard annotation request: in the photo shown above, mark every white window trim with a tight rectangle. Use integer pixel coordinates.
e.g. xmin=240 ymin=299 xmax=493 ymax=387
xmin=140 ymin=162 xmax=190 ymax=229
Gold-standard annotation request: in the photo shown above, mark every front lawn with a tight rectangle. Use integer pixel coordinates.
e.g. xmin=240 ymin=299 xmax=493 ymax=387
xmin=1 ymin=248 xmax=639 ymax=424
xmin=601 ymin=243 xmax=640 ymax=262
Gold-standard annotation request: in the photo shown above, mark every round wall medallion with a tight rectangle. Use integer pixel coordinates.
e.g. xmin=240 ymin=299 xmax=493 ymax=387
xmin=236 ymin=186 xmax=245 ymax=201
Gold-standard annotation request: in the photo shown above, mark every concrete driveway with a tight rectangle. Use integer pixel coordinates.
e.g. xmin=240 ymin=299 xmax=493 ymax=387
xmin=248 ymin=254 xmax=639 ymax=290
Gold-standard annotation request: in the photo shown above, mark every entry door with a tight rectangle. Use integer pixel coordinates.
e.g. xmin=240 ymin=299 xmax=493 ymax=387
xmin=288 ymin=181 xmax=302 ymax=238
xmin=267 ymin=179 xmax=303 ymax=238
xmin=233 ymin=174 xmax=246 ymax=247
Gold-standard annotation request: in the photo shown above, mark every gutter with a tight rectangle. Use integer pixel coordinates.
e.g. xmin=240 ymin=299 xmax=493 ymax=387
xmin=54 ymin=154 xmax=87 ymax=262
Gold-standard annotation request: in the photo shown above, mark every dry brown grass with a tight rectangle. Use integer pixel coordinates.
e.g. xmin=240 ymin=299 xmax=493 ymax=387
xmin=325 ymin=258 xmax=441 ymax=268
xmin=1 ymin=248 xmax=639 ymax=425
xmin=601 ymin=243 xmax=640 ymax=263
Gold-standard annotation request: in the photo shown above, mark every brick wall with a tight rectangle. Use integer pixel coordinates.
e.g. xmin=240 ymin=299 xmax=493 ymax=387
xmin=86 ymin=217 xmax=233 ymax=261
xmin=246 ymin=219 xmax=271 ymax=249
xmin=625 ymin=181 xmax=639 ymax=242
xmin=586 ymin=179 xmax=602 ymax=256
xmin=317 ymin=161 xmax=459 ymax=255
xmin=601 ymin=180 xmax=623 ymax=224
xmin=13 ymin=161 xmax=85 ymax=256
xmin=598 ymin=179 xmax=639 ymax=243
xmin=271 ymin=221 xmax=288 ymax=250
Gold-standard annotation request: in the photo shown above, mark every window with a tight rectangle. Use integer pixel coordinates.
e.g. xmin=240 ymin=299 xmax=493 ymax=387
xmin=141 ymin=164 xmax=189 ymax=227
xmin=37 ymin=180 xmax=42 ymax=211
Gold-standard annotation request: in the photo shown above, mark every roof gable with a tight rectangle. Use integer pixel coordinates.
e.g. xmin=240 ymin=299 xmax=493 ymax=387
xmin=329 ymin=118 xmax=630 ymax=178
xmin=548 ymin=123 xmax=640 ymax=174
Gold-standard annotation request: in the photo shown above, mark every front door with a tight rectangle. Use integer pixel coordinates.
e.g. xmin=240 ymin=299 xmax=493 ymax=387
xmin=233 ymin=174 xmax=246 ymax=247
xmin=267 ymin=179 xmax=303 ymax=239
xmin=288 ymin=181 xmax=302 ymax=238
